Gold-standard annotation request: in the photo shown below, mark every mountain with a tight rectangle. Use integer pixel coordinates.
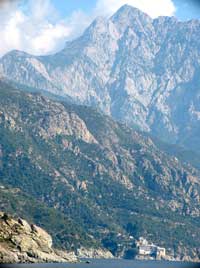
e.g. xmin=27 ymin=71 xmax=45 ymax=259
xmin=0 ymin=81 xmax=200 ymax=260
xmin=1 ymin=5 xmax=200 ymax=153
xmin=0 ymin=212 xmax=77 ymax=263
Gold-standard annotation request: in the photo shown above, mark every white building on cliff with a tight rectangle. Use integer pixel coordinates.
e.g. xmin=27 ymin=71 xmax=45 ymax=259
xmin=137 ymin=237 xmax=166 ymax=258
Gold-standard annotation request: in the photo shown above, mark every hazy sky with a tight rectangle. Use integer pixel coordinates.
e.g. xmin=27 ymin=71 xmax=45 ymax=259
xmin=0 ymin=0 xmax=200 ymax=56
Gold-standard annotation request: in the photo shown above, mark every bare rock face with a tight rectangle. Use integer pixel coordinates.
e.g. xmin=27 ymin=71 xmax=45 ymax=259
xmin=1 ymin=5 xmax=200 ymax=152
xmin=0 ymin=212 xmax=77 ymax=263
xmin=0 ymin=92 xmax=97 ymax=144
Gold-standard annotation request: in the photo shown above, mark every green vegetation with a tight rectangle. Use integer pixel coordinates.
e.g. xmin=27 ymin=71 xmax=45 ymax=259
xmin=0 ymin=81 xmax=199 ymax=258
xmin=0 ymin=187 xmax=97 ymax=250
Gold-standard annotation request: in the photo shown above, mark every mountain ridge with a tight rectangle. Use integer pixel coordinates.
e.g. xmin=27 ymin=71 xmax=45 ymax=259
xmin=0 ymin=81 xmax=200 ymax=260
xmin=1 ymin=5 xmax=200 ymax=152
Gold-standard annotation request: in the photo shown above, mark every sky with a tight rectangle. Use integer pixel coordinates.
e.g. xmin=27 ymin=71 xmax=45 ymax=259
xmin=0 ymin=0 xmax=200 ymax=57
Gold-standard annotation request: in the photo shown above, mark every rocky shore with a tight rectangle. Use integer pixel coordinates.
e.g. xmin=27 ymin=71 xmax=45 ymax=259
xmin=0 ymin=212 xmax=77 ymax=263
xmin=0 ymin=211 xmax=198 ymax=264
xmin=76 ymin=247 xmax=114 ymax=259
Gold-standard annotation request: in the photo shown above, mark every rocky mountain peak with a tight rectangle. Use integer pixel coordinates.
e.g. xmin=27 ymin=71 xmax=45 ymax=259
xmin=110 ymin=4 xmax=152 ymax=34
xmin=1 ymin=6 xmax=200 ymax=153
xmin=2 ymin=50 xmax=30 ymax=61
xmin=111 ymin=4 xmax=149 ymax=19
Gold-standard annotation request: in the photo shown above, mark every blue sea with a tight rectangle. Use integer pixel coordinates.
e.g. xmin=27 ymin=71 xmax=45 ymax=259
xmin=0 ymin=259 xmax=199 ymax=268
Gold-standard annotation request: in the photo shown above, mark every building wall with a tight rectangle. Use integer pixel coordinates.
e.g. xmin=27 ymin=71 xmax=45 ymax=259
xmin=139 ymin=246 xmax=156 ymax=256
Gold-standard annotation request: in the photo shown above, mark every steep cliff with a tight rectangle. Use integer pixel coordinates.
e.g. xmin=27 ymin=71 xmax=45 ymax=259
xmin=1 ymin=5 xmax=200 ymax=152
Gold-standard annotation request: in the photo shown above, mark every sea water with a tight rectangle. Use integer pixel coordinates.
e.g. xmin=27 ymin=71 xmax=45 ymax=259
xmin=0 ymin=259 xmax=199 ymax=268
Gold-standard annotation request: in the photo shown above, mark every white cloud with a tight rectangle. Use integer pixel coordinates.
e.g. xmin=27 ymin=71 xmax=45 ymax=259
xmin=0 ymin=0 xmax=88 ymax=56
xmin=0 ymin=0 xmax=176 ymax=56
xmin=95 ymin=0 xmax=176 ymax=18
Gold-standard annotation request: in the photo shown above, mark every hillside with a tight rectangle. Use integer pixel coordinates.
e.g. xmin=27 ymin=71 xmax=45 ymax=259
xmin=0 ymin=81 xmax=200 ymax=260
xmin=1 ymin=5 xmax=200 ymax=153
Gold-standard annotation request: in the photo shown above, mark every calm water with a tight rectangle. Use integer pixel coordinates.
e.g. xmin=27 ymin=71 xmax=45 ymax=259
xmin=0 ymin=259 xmax=199 ymax=268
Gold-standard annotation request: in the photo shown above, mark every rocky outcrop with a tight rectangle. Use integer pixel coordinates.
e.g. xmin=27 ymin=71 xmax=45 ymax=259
xmin=0 ymin=212 xmax=77 ymax=263
xmin=76 ymin=247 xmax=114 ymax=259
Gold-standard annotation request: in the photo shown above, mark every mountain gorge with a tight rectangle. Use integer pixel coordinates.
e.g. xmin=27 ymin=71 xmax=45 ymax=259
xmin=0 ymin=81 xmax=200 ymax=260
xmin=1 ymin=5 xmax=200 ymax=152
